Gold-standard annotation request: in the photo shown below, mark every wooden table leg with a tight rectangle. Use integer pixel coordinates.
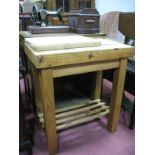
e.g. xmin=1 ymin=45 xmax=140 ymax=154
xmin=31 ymin=65 xmax=43 ymax=114
xmin=107 ymin=59 xmax=127 ymax=132
xmin=39 ymin=69 xmax=57 ymax=155
xmin=91 ymin=71 xmax=102 ymax=100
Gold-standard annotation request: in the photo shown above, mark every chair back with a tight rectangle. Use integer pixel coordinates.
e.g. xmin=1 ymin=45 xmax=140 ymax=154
xmin=118 ymin=12 xmax=135 ymax=42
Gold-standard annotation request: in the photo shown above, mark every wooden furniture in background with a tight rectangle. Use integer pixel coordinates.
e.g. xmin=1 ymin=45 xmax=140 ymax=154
xmin=119 ymin=12 xmax=135 ymax=42
xmin=19 ymin=35 xmax=36 ymax=155
xmin=99 ymin=11 xmax=125 ymax=43
xmin=19 ymin=0 xmax=96 ymax=28
xmin=46 ymin=0 xmax=95 ymax=11
xmin=46 ymin=0 xmax=96 ymax=25
xmin=19 ymin=79 xmax=32 ymax=155
xmin=100 ymin=12 xmax=135 ymax=129
xmin=68 ymin=8 xmax=100 ymax=34
xmin=19 ymin=14 xmax=32 ymax=31
xmin=119 ymin=12 xmax=135 ymax=129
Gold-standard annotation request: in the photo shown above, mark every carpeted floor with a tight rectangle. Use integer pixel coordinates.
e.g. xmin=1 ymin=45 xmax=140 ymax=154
xmin=20 ymin=79 xmax=135 ymax=155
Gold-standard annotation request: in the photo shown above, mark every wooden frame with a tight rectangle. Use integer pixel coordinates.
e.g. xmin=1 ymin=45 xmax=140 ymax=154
xmin=20 ymin=32 xmax=134 ymax=155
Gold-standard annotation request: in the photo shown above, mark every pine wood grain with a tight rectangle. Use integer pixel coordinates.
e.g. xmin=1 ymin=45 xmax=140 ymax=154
xmin=39 ymin=68 xmax=57 ymax=154
xmin=20 ymin=32 xmax=134 ymax=155
xmin=39 ymin=105 xmax=109 ymax=126
xmin=25 ymin=35 xmax=101 ymax=52
xmin=31 ymin=65 xmax=43 ymax=113
xmin=56 ymin=99 xmax=101 ymax=113
xmin=52 ymin=60 xmax=119 ymax=78
xmin=91 ymin=71 xmax=103 ymax=100
xmin=107 ymin=59 xmax=128 ymax=132
xmin=56 ymin=102 xmax=105 ymax=119
xmin=57 ymin=109 xmax=110 ymax=130
xmin=24 ymin=41 xmax=134 ymax=68
xmin=56 ymin=106 xmax=109 ymax=125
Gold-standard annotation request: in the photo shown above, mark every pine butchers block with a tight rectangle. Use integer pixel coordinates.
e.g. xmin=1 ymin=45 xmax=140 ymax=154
xmin=20 ymin=32 xmax=134 ymax=155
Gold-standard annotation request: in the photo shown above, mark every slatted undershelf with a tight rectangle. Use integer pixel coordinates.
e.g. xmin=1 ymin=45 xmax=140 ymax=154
xmin=38 ymin=87 xmax=110 ymax=131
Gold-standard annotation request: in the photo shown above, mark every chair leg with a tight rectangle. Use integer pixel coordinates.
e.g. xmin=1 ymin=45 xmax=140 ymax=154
xmin=129 ymin=101 xmax=135 ymax=129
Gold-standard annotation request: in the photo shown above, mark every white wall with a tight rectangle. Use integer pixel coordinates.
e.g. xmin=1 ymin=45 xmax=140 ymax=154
xmin=96 ymin=0 xmax=135 ymax=15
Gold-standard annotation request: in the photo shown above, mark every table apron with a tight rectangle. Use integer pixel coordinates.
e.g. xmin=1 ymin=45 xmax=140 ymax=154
xmin=51 ymin=60 xmax=120 ymax=78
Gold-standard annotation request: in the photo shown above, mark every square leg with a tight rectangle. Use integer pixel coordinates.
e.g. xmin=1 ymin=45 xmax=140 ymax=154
xmin=107 ymin=59 xmax=128 ymax=132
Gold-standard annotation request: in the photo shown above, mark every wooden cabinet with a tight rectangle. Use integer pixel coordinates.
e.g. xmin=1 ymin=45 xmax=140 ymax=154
xmin=46 ymin=0 xmax=95 ymax=12
xmin=46 ymin=0 xmax=96 ymax=25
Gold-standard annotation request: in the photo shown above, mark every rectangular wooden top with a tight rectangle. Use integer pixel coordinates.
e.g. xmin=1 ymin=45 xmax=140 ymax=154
xmin=20 ymin=31 xmax=134 ymax=68
xmin=24 ymin=36 xmax=134 ymax=68
xmin=24 ymin=35 xmax=102 ymax=52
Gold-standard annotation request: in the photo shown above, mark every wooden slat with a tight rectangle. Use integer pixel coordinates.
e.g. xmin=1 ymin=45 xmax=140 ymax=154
xmin=52 ymin=60 xmax=119 ymax=78
xmin=38 ymin=99 xmax=101 ymax=118
xmin=56 ymin=102 xmax=105 ymax=119
xmin=39 ymin=106 xmax=109 ymax=125
xmin=56 ymin=99 xmax=101 ymax=113
xmin=56 ymin=106 xmax=109 ymax=125
xmin=57 ymin=109 xmax=110 ymax=130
